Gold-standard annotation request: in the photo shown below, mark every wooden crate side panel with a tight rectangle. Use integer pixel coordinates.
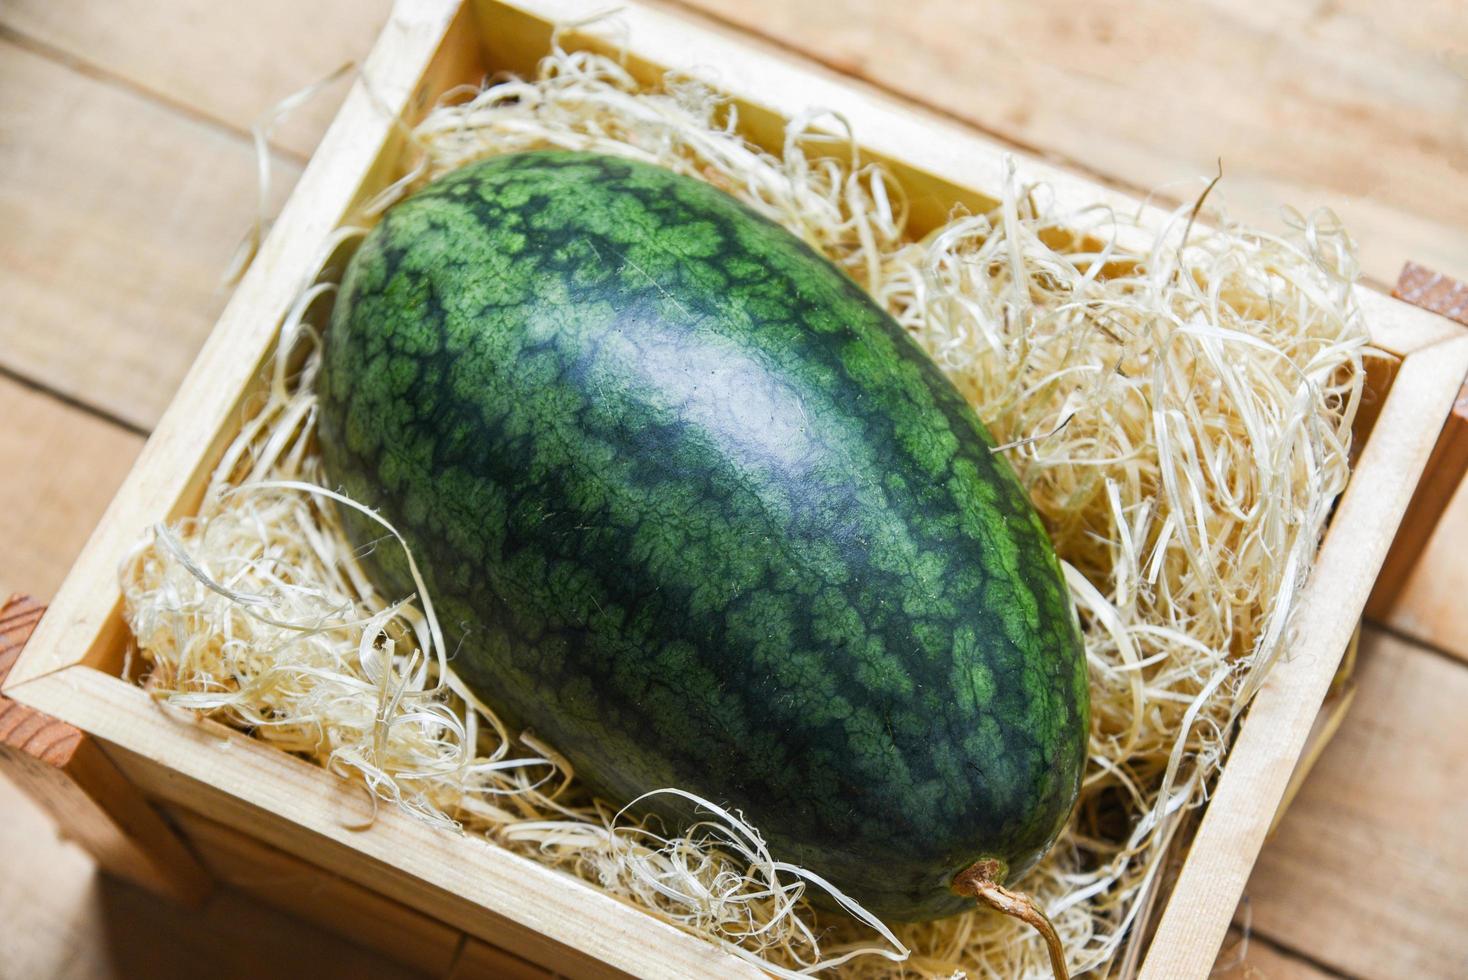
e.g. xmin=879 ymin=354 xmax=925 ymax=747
xmin=1370 ymin=265 xmax=1468 ymax=619
xmin=13 ymin=664 xmax=755 ymax=979
xmin=164 ymin=806 xmax=466 ymax=975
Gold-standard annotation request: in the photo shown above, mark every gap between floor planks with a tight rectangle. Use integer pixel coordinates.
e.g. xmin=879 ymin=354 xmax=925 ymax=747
xmin=0 ymin=0 xmax=392 ymax=161
xmin=0 ymin=35 xmax=302 ymax=431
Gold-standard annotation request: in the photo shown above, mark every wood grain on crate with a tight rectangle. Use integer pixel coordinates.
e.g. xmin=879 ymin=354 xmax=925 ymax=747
xmin=1373 ymin=261 xmax=1468 ymax=661
xmin=1367 ymin=264 xmax=1468 ymax=625
xmin=0 ymin=35 xmax=300 ymax=432
xmin=166 ymin=807 xmax=574 ymax=978
xmin=1376 ymin=380 xmax=1468 ymax=539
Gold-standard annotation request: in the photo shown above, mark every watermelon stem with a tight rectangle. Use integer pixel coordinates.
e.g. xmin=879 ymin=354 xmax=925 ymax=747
xmin=953 ymin=859 xmax=1069 ymax=980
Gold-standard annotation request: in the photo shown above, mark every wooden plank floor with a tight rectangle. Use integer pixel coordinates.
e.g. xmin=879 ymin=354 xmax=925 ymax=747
xmin=1 ymin=2 xmax=1465 ymax=976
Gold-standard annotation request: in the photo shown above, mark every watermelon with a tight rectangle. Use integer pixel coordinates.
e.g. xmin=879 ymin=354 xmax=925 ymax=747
xmin=317 ymin=150 xmax=1088 ymax=921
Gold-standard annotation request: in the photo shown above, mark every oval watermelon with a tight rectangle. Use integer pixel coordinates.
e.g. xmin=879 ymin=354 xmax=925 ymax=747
xmin=318 ymin=150 xmax=1088 ymax=921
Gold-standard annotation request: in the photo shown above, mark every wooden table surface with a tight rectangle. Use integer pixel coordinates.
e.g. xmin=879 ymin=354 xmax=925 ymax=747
xmin=2 ymin=2 xmax=1466 ymax=977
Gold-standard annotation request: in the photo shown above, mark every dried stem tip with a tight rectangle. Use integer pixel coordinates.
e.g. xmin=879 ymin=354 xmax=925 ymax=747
xmin=953 ymin=860 xmax=1070 ymax=980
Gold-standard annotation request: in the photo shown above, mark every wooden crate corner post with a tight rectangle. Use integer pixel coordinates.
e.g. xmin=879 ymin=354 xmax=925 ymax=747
xmin=1366 ymin=263 xmax=1468 ymax=619
xmin=0 ymin=594 xmax=212 ymax=906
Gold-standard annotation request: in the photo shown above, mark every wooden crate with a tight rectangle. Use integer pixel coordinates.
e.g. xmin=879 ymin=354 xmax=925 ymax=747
xmin=4 ymin=0 xmax=1467 ymax=976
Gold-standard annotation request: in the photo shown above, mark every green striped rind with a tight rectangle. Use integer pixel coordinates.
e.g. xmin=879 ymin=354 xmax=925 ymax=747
xmin=318 ymin=151 xmax=1088 ymax=920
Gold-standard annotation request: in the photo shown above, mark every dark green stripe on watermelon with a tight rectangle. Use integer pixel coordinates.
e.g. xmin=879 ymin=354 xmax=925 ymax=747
xmin=317 ymin=150 xmax=1088 ymax=921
